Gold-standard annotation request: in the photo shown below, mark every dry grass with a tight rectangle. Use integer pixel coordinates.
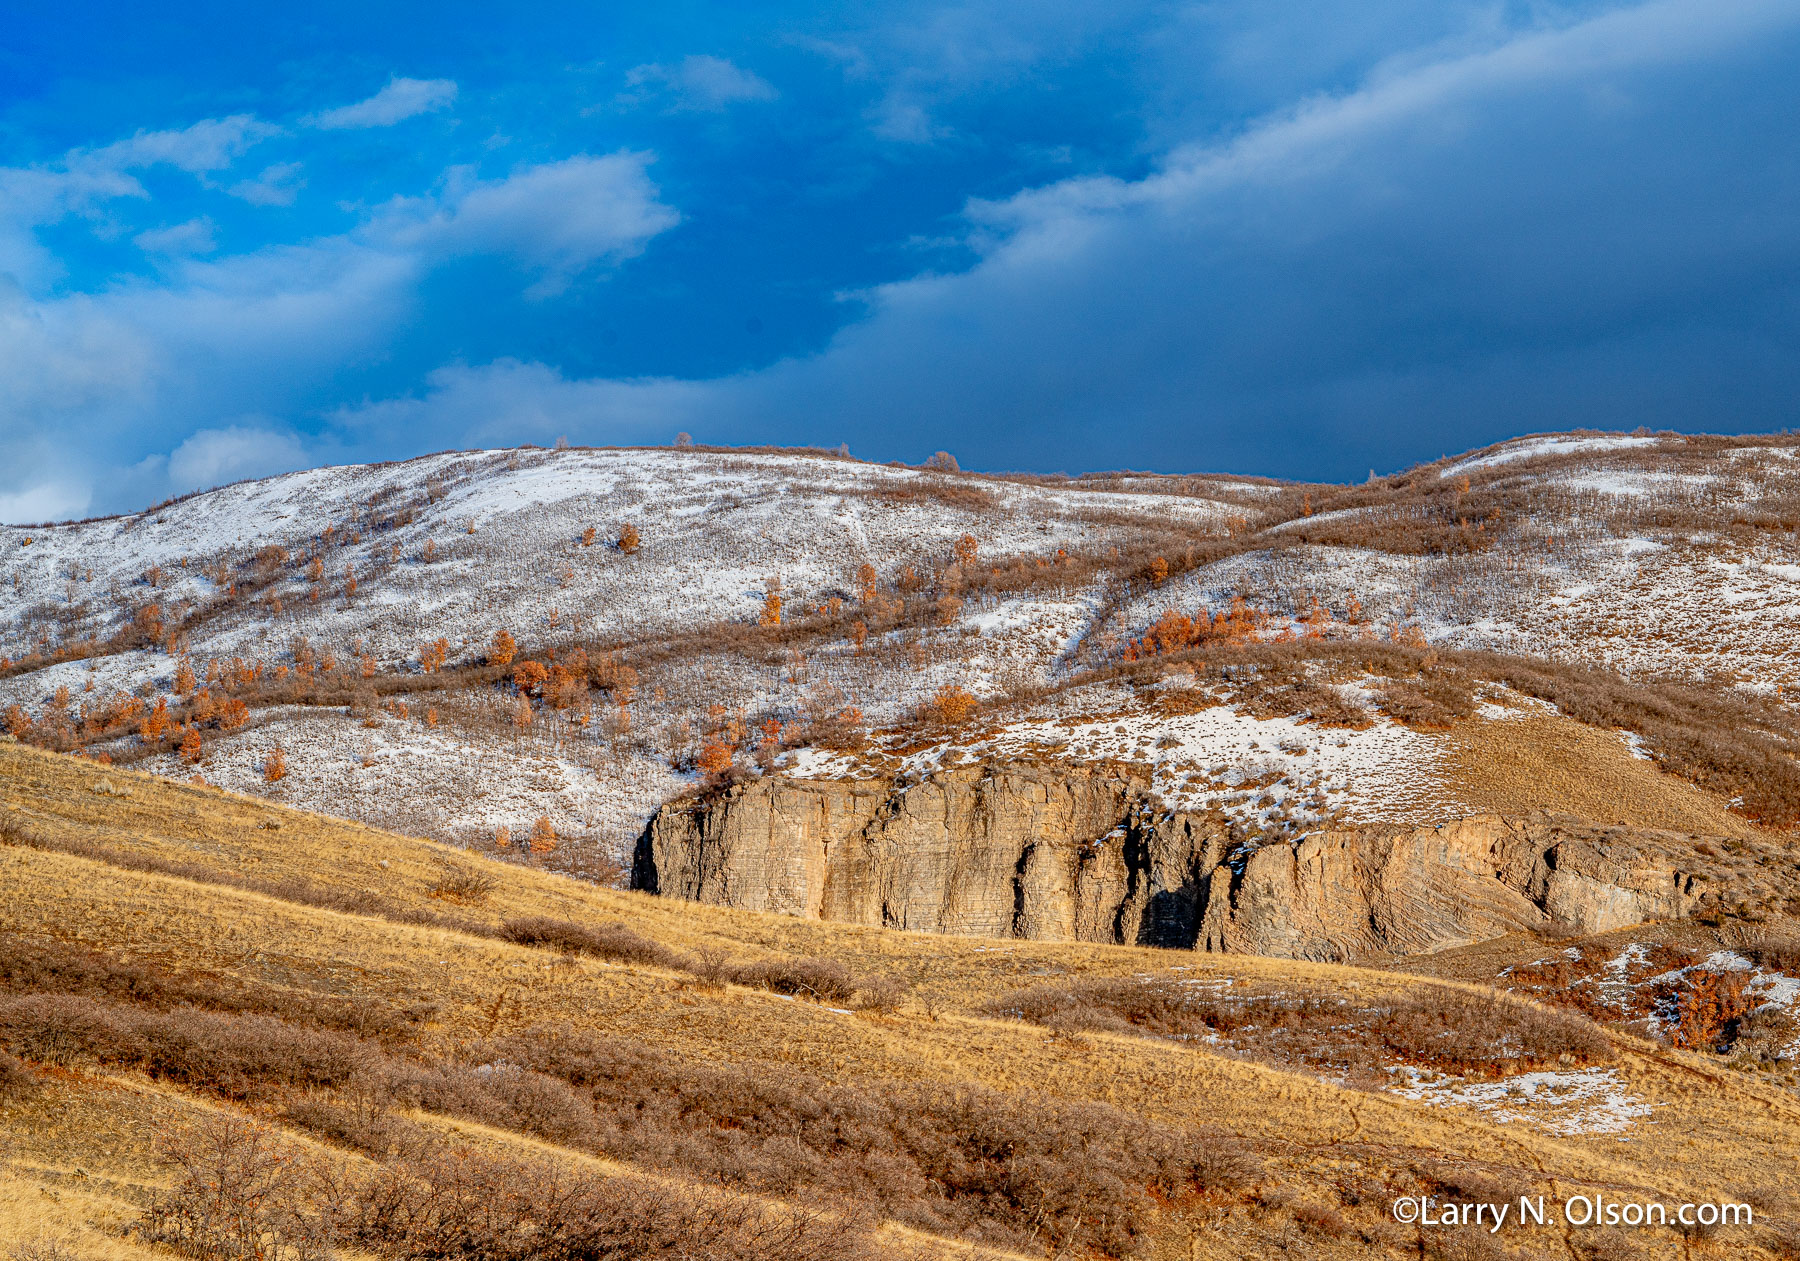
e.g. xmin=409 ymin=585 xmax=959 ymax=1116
xmin=4 ymin=742 xmax=1800 ymax=1258
xmin=1442 ymin=709 xmax=1766 ymax=838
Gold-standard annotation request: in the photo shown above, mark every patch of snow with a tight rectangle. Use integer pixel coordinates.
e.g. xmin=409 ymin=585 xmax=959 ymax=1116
xmin=1388 ymin=1065 xmax=1658 ymax=1138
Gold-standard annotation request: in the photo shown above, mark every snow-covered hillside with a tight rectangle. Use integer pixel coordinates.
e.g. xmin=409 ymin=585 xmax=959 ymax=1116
xmin=3 ymin=433 xmax=1796 ymax=862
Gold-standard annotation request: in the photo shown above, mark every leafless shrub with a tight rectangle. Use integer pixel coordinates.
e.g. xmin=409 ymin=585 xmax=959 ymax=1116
xmin=456 ymin=1023 xmax=1257 ymax=1255
xmin=0 ymin=1049 xmax=34 ymax=1099
xmin=985 ymin=977 xmax=1612 ymax=1080
xmin=1741 ymin=935 xmax=1800 ymax=974
xmin=425 ymin=859 xmax=494 ymax=906
xmin=0 ymin=993 xmax=367 ymax=1099
xmin=851 ymin=974 xmax=907 ymax=1013
xmin=1372 ymin=671 xmax=1477 ymax=729
xmin=722 ymin=956 xmax=859 ymax=1005
xmin=138 ymin=1116 xmax=335 ymax=1261
xmin=344 ymin=1146 xmax=882 ymax=1261
xmin=5 ymin=1240 xmax=82 ymax=1261
xmin=0 ymin=931 xmax=421 ymax=1042
xmin=499 ymin=917 xmax=680 ymax=969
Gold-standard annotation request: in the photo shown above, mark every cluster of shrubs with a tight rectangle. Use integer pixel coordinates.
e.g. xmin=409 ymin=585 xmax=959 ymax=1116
xmin=0 ymin=931 xmax=431 ymax=1043
xmin=497 ymin=916 xmax=899 ymax=1010
xmin=0 ymin=976 xmax=1255 ymax=1258
xmin=140 ymin=1115 xmax=883 ymax=1261
xmin=984 ymin=976 xmax=1613 ymax=1082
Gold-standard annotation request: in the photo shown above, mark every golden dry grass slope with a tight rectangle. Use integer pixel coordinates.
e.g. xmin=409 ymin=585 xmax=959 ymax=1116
xmin=3 ymin=739 xmax=1799 ymax=1261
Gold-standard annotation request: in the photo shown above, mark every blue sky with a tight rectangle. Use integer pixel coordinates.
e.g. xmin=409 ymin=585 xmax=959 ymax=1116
xmin=3 ymin=1 xmax=1799 ymax=521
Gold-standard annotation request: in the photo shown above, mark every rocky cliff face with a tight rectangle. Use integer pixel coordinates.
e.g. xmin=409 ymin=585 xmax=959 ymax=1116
xmin=634 ymin=765 xmax=1704 ymax=960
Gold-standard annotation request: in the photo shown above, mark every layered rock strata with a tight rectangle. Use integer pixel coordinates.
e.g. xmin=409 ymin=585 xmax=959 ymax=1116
xmin=634 ymin=765 xmax=1703 ymax=960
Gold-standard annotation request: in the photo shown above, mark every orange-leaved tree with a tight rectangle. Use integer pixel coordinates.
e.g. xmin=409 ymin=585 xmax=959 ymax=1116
xmin=490 ymin=629 xmax=517 ymax=668
xmin=697 ymin=740 xmax=734 ymax=778
xmin=618 ymin=523 xmax=640 ymax=554
xmin=264 ymin=747 xmax=288 ymax=783
xmin=141 ymin=696 xmax=170 ymax=744
xmin=925 ymin=684 xmax=979 ymax=726
xmin=529 ymin=816 xmax=557 ymax=855
xmin=513 ymin=661 xmax=549 ymax=694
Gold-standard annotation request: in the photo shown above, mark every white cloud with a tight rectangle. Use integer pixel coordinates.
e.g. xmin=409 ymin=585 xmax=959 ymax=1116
xmin=327 ymin=0 xmax=1800 ymax=476
xmin=331 ymin=359 xmax=715 ymax=448
xmin=82 ymin=114 xmax=278 ymax=175
xmin=228 ymin=162 xmax=304 ymax=207
xmin=867 ymin=96 xmax=944 ymax=144
xmin=0 ymin=481 xmax=91 ymax=526
xmin=310 ymin=78 xmax=459 ymax=130
xmin=380 ymin=153 xmax=680 ymax=289
xmin=624 ymin=55 xmax=777 ymax=111
xmin=134 ymin=218 xmax=217 ymax=256
xmin=0 ymin=139 xmax=683 ymax=516
xmin=166 ymin=424 xmax=310 ymax=493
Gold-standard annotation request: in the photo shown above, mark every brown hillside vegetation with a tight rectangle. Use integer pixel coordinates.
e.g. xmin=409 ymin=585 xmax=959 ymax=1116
xmin=3 ymin=741 xmax=1800 ymax=1259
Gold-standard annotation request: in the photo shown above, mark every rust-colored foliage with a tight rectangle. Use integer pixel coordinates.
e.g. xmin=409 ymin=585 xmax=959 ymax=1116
xmin=1149 ymin=556 xmax=1169 ymax=585
xmin=1672 ymin=970 xmax=1753 ymax=1051
xmin=141 ymin=697 xmax=169 ymax=744
xmin=618 ymin=523 xmax=640 ymax=554
xmin=420 ymin=638 xmax=449 ymax=673
xmin=490 ymin=629 xmax=517 ymax=668
xmin=925 ymin=684 xmax=980 ymax=726
xmin=953 ymin=534 xmax=979 ymax=567
xmin=513 ymin=661 xmax=549 ymax=693
xmin=759 ymin=590 xmax=782 ymax=628
xmin=855 ymin=562 xmax=878 ymax=603
xmin=581 ymin=526 xmax=597 ymax=547
xmin=528 ymin=816 xmax=558 ymax=855
xmin=936 ymin=594 xmax=963 ymax=626
xmin=179 ymin=726 xmax=203 ymax=764
xmin=3 ymin=705 xmax=30 ymax=738
xmin=1302 ymin=597 xmax=1329 ymax=639
xmin=849 ymin=620 xmax=868 ymax=652
xmin=263 ymin=747 xmax=287 ymax=783
xmin=697 ymin=740 xmax=734 ymax=777
xmin=1119 ymin=597 xmax=1271 ymax=662
xmin=494 ymin=825 xmax=511 ymax=850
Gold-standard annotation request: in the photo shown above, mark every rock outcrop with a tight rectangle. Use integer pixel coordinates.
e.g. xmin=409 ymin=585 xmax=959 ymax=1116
xmin=634 ymin=765 xmax=1704 ymax=960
